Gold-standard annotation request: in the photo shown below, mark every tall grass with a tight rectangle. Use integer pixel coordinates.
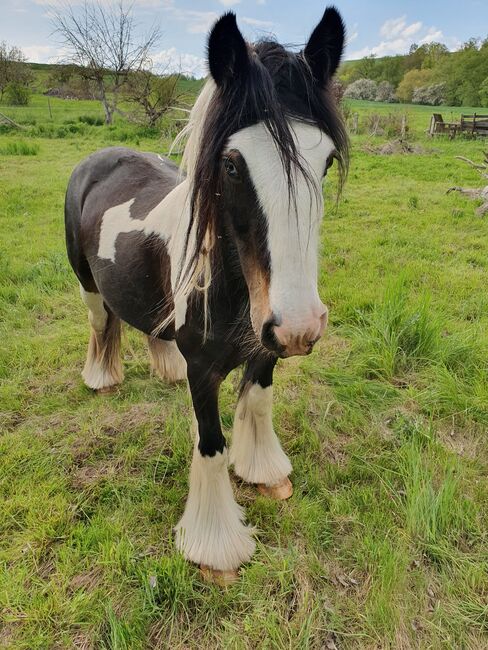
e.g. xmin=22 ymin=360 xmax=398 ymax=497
xmin=349 ymin=278 xmax=441 ymax=381
xmin=0 ymin=140 xmax=39 ymax=155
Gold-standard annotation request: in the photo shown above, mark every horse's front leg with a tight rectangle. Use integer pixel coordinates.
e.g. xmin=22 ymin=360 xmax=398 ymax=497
xmin=174 ymin=360 xmax=255 ymax=582
xmin=230 ymin=356 xmax=293 ymax=500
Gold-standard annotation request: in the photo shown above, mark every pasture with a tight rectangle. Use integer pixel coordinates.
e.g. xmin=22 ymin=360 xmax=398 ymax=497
xmin=1 ymin=94 xmax=487 ymax=649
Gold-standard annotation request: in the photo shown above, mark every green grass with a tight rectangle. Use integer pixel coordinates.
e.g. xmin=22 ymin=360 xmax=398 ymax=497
xmin=1 ymin=93 xmax=487 ymax=649
xmin=0 ymin=140 xmax=40 ymax=156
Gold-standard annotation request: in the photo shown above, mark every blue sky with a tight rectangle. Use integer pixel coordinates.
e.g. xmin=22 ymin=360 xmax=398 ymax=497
xmin=2 ymin=0 xmax=487 ymax=77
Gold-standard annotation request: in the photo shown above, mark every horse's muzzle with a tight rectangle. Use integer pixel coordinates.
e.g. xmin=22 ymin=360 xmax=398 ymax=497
xmin=261 ymin=307 xmax=328 ymax=357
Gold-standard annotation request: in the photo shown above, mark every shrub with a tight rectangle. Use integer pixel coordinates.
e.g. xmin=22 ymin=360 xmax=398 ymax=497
xmin=412 ymin=83 xmax=446 ymax=105
xmin=78 ymin=114 xmax=104 ymax=126
xmin=344 ymin=78 xmax=378 ymax=101
xmin=4 ymin=81 xmax=30 ymax=105
xmin=396 ymin=69 xmax=433 ymax=103
xmin=375 ymin=81 xmax=396 ymax=103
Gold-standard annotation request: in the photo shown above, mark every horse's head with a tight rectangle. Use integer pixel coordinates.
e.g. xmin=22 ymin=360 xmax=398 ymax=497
xmin=183 ymin=7 xmax=348 ymax=357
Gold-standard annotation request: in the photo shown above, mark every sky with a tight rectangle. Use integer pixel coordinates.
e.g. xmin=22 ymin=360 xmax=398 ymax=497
xmin=1 ymin=0 xmax=488 ymax=78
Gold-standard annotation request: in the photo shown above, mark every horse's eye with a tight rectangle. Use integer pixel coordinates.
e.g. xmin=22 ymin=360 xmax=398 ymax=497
xmin=324 ymin=155 xmax=335 ymax=176
xmin=224 ymin=157 xmax=239 ymax=178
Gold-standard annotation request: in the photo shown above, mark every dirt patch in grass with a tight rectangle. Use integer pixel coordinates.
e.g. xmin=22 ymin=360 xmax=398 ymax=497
xmin=69 ymin=566 xmax=103 ymax=593
xmin=436 ymin=421 xmax=486 ymax=461
xmin=363 ymin=139 xmax=438 ymax=155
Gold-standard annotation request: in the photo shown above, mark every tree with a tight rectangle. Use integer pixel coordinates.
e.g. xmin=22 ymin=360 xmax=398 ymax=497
xmin=396 ymin=68 xmax=433 ymax=103
xmin=51 ymin=1 xmax=161 ymax=124
xmin=421 ymin=42 xmax=449 ymax=69
xmin=344 ymin=78 xmax=377 ymax=101
xmin=0 ymin=42 xmax=33 ymax=101
xmin=375 ymin=80 xmax=396 ymax=103
xmin=124 ymin=69 xmax=180 ymax=127
xmin=480 ymin=77 xmax=488 ymax=108
xmin=412 ymin=83 xmax=445 ymax=105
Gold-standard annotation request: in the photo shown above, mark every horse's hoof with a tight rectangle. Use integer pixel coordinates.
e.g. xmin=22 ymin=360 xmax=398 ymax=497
xmin=200 ymin=565 xmax=239 ymax=586
xmin=95 ymin=385 xmax=117 ymax=395
xmin=257 ymin=477 xmax=293 ymax=500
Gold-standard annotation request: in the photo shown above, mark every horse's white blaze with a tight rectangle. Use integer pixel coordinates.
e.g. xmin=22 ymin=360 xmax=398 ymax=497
xmin=230 ymin=384 xmax=292 ymax=486
xmin=97 ymin=179 xmax=193 ymax=329
xmin=174 ymin=443 xmax=255 ymax=571
xmin=228 ymin=121 xmax=334 ymax=331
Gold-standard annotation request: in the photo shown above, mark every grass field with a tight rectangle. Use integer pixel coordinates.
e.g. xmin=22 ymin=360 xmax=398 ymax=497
xmin=0 ymin=93 xmax=487 ymax=649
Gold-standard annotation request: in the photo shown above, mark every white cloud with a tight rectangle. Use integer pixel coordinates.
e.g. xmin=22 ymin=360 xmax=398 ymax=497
xmin=348 ymin=15 xmax=448 ymax=60
xmin=33 ymin=0 xmax=174 ymax=5
xmin=152 ymin=47 xmax=206 ymax=78
xmin=219 ymin=0 xmax=241 ymax=6
xmin=419 ymin=28 xmax=444 ymax=44
xmin=380 ymin=16 xmax=407 ymax=39
xmin=22 ymin=44 xmax=62 ymax=63
xmin=241 ymin=16 xmax=274 ymax=29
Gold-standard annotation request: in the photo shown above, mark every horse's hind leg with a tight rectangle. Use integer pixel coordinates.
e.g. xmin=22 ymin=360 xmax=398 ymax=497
xmin=80 ymin=285 xmax=124 ymax=393
xmin=230 ymin=356 xmax=293 ymax=500
xmin=147 ymin=336 xmax=187 ymax=383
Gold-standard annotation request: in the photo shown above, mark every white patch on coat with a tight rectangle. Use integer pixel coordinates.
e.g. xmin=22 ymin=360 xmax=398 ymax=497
xmin=97 ymin=179 xmax=193 ymax=329
xmin=230 ymin=383 xmax=292 ymax=486
xmin=227 ymin=121 xmax=335 ymax=330
xmin=174 ymin=443 xmax=255 ymax=571
xmin=80 ymin=286 xmax=107 ymax=332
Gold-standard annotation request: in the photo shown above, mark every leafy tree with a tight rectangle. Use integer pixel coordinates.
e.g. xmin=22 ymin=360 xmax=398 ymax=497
xmin=396 ymin=68 xmax=433 ymax=103
xmin=0 ymin=42 xmax=33 ymax=101
xmin=376 ymin=81 xmax=396 ymax=103
xmin=5 ymin=81 xmax=31 ymax=105
xmin=421 ymin=43 xmax=449 ymax=69
xmin=434 ymin=38 xmax=488 ymax=105
xmin=344 ymin=78 xmax=377 ymax=101
xmin=375 ymin=55 xmax=405 ymax=87
xmin=355 ymin=55 xmax=377 ymax=80
xmin=480 ymin=77 xmax=488 ymax=107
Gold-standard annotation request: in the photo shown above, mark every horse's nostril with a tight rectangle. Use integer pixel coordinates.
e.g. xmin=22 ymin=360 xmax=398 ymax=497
xmin=261 ymin=316 xmax=278 ymax=350
xmin=261 ymin=316 xmax=283 ymax=354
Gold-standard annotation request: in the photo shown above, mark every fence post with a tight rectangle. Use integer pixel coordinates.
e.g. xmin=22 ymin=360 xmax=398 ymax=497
xmin=401 ymin=114 xmax=407 ymax=139
xmin=47 ymin=98 xmax=52 ymax=120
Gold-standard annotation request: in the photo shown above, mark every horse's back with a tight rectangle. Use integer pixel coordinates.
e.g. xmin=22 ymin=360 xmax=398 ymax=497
xmin=65 ymin=147 xmax=181 ymax=337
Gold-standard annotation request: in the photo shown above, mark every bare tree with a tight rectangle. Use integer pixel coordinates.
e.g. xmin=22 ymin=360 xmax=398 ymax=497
xmin=51 ymin=1 xmax=161 ymax=124
xmin=0 ymin=42 xmax=33 ymax=101
xmin=124 ymin=68 xmax=180 ymax=127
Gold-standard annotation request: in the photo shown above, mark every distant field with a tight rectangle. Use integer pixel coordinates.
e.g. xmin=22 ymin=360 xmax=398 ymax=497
xmin=0 ymin=92 xmax=487 ymax=649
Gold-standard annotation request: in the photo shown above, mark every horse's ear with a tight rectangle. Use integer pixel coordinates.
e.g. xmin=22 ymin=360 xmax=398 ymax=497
xmin=208 ymin=12 xmax=250 ymax=87
xmin=304 ymin=6 xmax=345 ymax=84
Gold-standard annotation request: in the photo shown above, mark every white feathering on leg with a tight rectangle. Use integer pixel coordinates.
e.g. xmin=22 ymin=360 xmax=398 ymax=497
xmin=230 ymin=384 xmax=292 ymax=486
xmin=147 ymin=337 xmax=187 ymax=383
xmin=175 ymin=443 xmax=255 ymax=571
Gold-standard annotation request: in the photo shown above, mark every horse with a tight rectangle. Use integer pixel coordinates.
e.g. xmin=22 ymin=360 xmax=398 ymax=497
xmin=64 ymin=7 xmax=349 ymax=583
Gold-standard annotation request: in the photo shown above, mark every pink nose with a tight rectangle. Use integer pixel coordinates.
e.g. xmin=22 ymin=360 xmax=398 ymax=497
xmin=261 ymin=306 xmax=328 ymax=357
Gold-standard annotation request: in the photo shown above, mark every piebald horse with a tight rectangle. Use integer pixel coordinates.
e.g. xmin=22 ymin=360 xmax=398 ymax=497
xmin=65 ymin=7 xmax=348 ymax=582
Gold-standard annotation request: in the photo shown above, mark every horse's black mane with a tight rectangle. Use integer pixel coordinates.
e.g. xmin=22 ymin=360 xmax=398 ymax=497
xmin=185 ymin=38 xmax=349 ymax=287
